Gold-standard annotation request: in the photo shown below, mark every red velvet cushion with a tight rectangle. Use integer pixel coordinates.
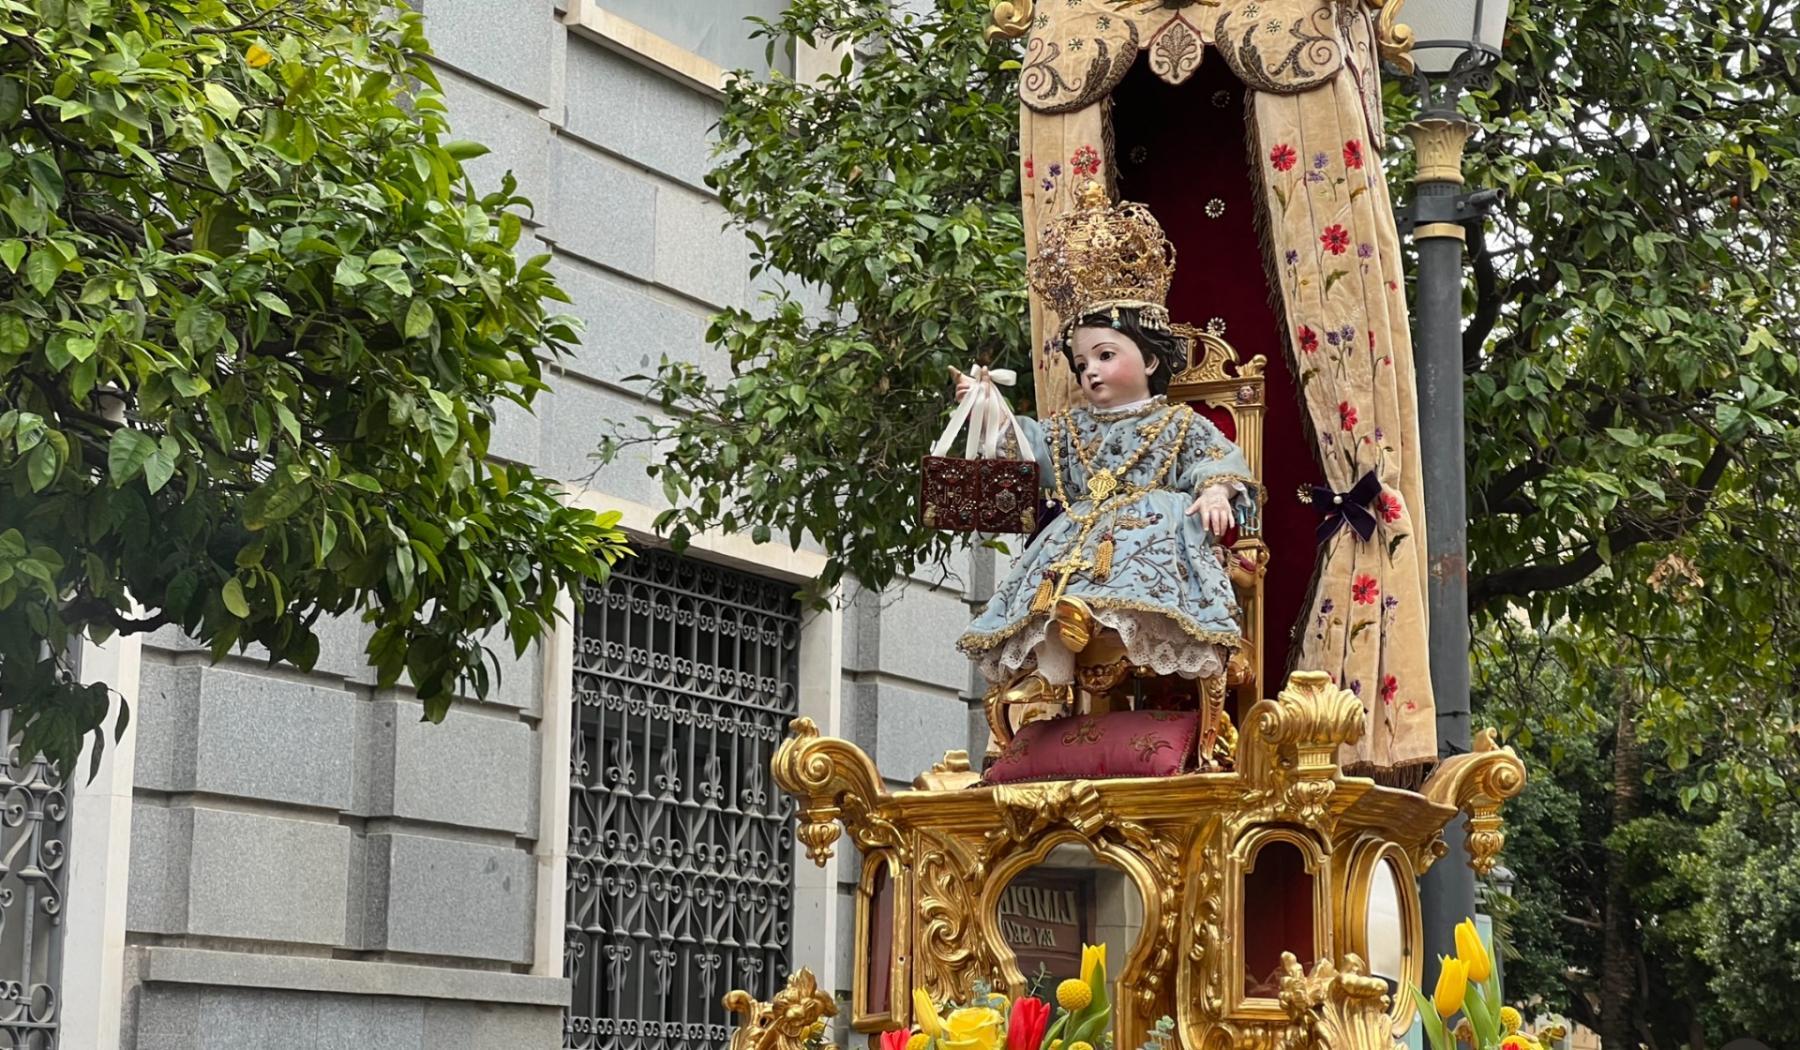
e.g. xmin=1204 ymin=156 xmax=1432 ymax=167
xmin=983 ymin=710 xmax=1199 ymax=785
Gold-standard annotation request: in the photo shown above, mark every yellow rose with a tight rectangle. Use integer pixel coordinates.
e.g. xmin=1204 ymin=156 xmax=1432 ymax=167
xmin=1080 ymin=943 xmax=1106 ymax=987
xmin=1455 ymin=918 xmax=1492 ymax=983
xmin=906 ymin=1035 xmax=930 ymax=1050
xmin=245 ymin=43 xmax=274 ymax=68
xmin=912 ymin=989 xmax=943 ymax=1038
xmin=1056 ymin=978 xmax=1092 ymax=1011
xmin=939 ymin=1006 xmax=1004 ymax=1050
xmin=1432 ymin=954 xmax=1468 ymax=1019
xmin=1068 ymin=1043 xmax=1094 ymax=1050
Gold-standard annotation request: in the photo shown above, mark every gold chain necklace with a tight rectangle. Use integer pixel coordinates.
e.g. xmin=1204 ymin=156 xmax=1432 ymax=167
xmin=1066 ymin=405 xmax=1178 ymax=503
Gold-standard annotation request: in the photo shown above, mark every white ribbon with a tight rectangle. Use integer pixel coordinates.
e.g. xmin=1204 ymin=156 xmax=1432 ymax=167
xmin=932 ymin=365 xmax=1030 ymax=461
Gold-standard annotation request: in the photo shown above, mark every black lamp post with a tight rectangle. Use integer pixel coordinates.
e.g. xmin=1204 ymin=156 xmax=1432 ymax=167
xmin=1388 ymin=0 xmax=1511 ymax=978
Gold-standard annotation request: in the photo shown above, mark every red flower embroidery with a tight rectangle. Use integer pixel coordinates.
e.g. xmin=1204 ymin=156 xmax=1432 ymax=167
xmin=1321 ymin=224 xmax=1351 ymax=254
xmin=1298 ymin=325 xmax=1319 ymax=353
xmin=1339 ymin=400 xmax=1358 ymax=430
xmin=1381 ymin=674 xmax=1398 ymax=703
xmin=1352 ymin=574 xmax=1380 ymax=604
xmin=1024 ymin=155 xmax=1035 ymax=179
xmin=1071 ymin=145 xmax=1102 ymax=178
xmin=1377 ymin=491 xmax=1403 ymax=523
xmin=1343 ymin=139 xmax=1364 ymax=169
xmin=1270 ymin=143 xmax=1297 ymax=172
xmin=1367 ymin=329 xmax=1377 ymax=351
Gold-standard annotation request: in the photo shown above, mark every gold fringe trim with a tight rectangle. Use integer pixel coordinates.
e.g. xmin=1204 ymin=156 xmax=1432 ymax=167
xmin=958 ymin=595 xmax=1246 ymax=655
xmin=1344 ymin=756 xmax=1438 ymax=791
xmin=1029 ymin=576 xmax=1056 ymax=614
xmin=1094 ymin=536 xmax=1114 ymax=579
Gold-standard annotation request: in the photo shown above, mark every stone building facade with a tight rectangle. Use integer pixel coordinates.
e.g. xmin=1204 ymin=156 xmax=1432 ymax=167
xmin=54 ymin=2 xmax=988 ymax=1046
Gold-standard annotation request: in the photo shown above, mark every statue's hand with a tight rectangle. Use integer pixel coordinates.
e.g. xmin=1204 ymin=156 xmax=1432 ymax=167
xmin=949 ymin=366 xmax=974 ymax=403
xmin=1186 ymin=484 xmax=1234 ymax=537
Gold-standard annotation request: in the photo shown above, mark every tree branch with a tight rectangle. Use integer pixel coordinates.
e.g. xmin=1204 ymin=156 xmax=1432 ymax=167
xmin=1470 ymin=440 xmax=1734 ymax=608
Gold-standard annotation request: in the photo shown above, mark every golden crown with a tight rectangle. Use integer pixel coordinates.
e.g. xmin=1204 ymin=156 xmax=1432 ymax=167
xmin=1028 ymin=181 xmax=1177 ymax=337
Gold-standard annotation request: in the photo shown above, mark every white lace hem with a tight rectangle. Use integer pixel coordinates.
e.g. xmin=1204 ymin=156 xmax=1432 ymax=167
xmin=977 ymin=608 xmax=1229 ymax=685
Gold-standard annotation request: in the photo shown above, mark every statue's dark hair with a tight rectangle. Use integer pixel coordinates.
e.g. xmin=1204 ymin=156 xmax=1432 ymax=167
xmin=1058 ymin=306 xmax=1190 ymax=396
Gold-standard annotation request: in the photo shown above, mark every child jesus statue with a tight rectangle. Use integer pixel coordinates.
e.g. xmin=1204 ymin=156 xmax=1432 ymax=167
xmin=953 ymin=183 xmax=1257 ymax=705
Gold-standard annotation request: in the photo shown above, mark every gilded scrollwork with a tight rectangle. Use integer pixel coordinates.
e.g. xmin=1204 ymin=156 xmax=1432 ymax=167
xmin=1420 ymin=728 xmax=1527 ymax=876
xmin=725 ymin=967 xmax=838 ymax=1050
xmin=985 ymin=0 xmax=1035 ymax=43
xmin=916 ymin=832 xmax=995 ymax=1003
xmin=1365 ymin=0 xmax=1416 ymax=74
xmin=1238 ymin=671 xmax=1365 ymax=827
xmin=1276 ymin=953 xmax=1402 ymax=1050
xmin=772 ymin=717 xmax=898 ymax=865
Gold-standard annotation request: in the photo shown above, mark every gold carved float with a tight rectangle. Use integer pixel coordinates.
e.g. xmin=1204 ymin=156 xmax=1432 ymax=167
xmin=724 ymin=671 xmax=1524 ymax=1050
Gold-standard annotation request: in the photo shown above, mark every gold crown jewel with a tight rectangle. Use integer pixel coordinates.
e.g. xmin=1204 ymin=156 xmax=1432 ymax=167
xmin=1028 ymin=180 xmax=1178 ymax=338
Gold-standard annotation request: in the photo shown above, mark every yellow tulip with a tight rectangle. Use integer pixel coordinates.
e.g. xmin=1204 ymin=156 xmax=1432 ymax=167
xmin=940 ymin=1006 xmax=1005 ymax=1050
xmin=245 ymin=43 xmax=274 ymax=68
xmin=1455 ymin=918 xmax=1492 ymax=983
xmin=913 ymin=989 xmax=943 ymax=1037
xmin=1080 ymin=943 xmax=1107 ymax=987
xmin=1432 ymin=955 xmax=1468 ymax=1019
xmin=1055 ymin=978 xmax=1092 ymax=1011
xmin=906 ymin=1035 xmax=930 ymax=1050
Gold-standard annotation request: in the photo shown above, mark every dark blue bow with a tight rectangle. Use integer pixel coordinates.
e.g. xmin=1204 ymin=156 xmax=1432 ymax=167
xmin=1306 ymin=470 xmax=1383 ymax=543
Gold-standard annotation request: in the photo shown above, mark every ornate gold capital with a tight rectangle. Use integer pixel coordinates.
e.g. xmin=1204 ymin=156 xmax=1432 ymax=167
xmin=725 ymin=968 xmax=837 ymax=1050
xmin=1421 ymin=728 xmax=1528 ymax=876
xmin=985 ymin=1 xmax=1034 ymax=43
xmin=1367 ymin=0 xmax=1417 ymax=75
xmin=1239 ymin=671 xmax=1365 ymax=826
xmin=772 ymin=717 xmax=896 ymax=865
xmin=1405 ymin=117 xmax=1474 ymax=186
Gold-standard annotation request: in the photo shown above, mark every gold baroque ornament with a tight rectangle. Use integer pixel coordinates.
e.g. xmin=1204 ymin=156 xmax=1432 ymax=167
xmin=1237 ymin=671 xmax=1365 ymax=826
xmin=773 ymin=716 xmax=904 ymax=865
xmin=1421 ymin=728 xmax=1528 ymax=875
xmin=986 ymin=0 xmax=1036 ymax=42
xmin=1276 ymin=954 xmax=1403 ymax=1050
xmin=725 ymin=967 xmax=837 ymax=1050
xmin=916 ymin=832 xmax=995 ymax=1003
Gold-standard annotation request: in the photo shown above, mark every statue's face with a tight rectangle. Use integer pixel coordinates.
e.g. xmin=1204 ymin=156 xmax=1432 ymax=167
xmin=1070 ymin=324 xmax=1156 ymax=408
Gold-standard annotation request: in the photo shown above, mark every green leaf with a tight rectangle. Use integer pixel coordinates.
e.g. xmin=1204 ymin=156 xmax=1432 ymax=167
xmin=404 ymin=297 xmax=433 ymax=339
xmin=204 ymin=82 xmax=243 ymax=122
xmin=0 ymin=240 xmax=23 ymax=273
xmin=23 ymin=247 xmax=62 ymax=295
xmin=202 ymin=140 xmax=236 ymax=190
xmin=25 ymin=440 xmax=58 ymax=492
xmin=144 ymin=435 xmax=180 ymax=494
xmin=108 ymin=429 xmax=157 ymax=486
xmin=220 ymin=577 xmax=250 ymax=618
xmin=443 ymin=140 xmax=491 ymax=160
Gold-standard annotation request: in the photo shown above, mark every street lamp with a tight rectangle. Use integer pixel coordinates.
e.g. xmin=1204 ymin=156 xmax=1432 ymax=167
xmin=1386 ymin=0 xmax=1514 ymax=980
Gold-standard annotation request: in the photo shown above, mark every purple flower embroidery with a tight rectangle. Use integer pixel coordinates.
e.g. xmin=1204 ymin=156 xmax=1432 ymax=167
xmin=1320 ymin=598 xmax=1335 ymax=615
xmin=1357 ymin=242 xmax=1374 ymax=259
xmin=1305 ymin=170 xmax=1325 ymax=183
xmin=1349 ymin=679 xmax=1363 ymax=696
xmin=1048 ymin=162 xmax=1062 ymax=177
xmin=1312 ymin=151 xmax=1329 ymax=169
xmin=1042 ymin=178 xmax=1054 ymax=191
xmin=1285 ymin=249 xmax=1299 ymax=266
xmin=1383 ymin=595 xmax=1399 ymax=611
xmin=1325 ymin=329 xmax=1341 ymax=347
xmin=1374 ymin=426 xmax=1385 ymax=441
xmin=1339 ymin=324 xmax=1356 ymax=344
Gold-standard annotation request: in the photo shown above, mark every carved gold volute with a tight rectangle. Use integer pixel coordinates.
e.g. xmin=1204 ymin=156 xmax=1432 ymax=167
xmin=1238 ymin=671 xmax=1365 ymax=827
xmin=1421 ymin=728 xmax=1528 ymax=875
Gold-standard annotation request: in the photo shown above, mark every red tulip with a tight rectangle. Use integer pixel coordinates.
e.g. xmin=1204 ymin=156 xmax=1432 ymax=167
xmin=1007 ymin=996 xmax=1052 ymax=1050
xmin=881 ymin=1029 xmax=913 ymax=1050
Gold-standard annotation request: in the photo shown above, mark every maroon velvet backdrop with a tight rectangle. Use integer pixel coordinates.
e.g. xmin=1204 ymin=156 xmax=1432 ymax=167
xmin=1112 ymin=54 xmax=1318 ymax=691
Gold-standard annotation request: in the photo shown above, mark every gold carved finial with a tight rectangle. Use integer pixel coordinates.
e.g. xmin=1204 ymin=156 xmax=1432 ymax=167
xmin=1368 ymin=0 xmax=1417 ymax=75
xmin=985 ymin=1 xmax=1035 ymax=43
xmin=1028 ymin=180 xmax=1178 ymax=337
xmin=1421 ymin=728 xmax=1527 ymax=876
xmin=725 ymin=968 xmax=837 ymax=1050
xmin=772 ymin=717 xmax=896 ymax=866
xmin=1279 ymin=954 xmax=1404 ymax=1050
xmin=1238 ymin=671 xmax=1365 ymax=826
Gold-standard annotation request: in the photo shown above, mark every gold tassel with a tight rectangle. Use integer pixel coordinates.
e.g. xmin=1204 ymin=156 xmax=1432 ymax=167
xmin=1093 ymin=535 xmax=1114 ymax=581
xmin=1030 ymin=575 xmax=1056 ymax=614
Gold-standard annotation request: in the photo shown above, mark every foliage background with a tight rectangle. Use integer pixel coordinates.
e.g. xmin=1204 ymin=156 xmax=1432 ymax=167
xmin=1 ymin=0 xmax=627 ymax=775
